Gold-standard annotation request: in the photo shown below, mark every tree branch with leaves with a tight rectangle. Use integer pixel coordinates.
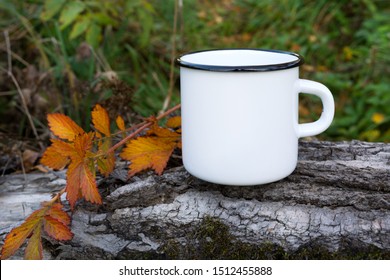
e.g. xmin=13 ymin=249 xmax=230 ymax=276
xmin=0 ymin=103 xmax=181 ymax=259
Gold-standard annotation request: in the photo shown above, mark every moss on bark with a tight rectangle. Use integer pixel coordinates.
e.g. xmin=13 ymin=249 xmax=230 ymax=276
xmin=162 ymin=216 xmax=390 ymax=260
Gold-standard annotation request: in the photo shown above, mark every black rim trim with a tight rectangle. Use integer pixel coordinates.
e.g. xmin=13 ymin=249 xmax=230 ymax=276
xmin=176 ymin=48 xmax=304 ymax=72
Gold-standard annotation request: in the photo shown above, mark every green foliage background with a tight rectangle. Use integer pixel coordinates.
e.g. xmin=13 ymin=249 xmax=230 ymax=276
xmin=0 ymin=0 xmax=389 ymax=142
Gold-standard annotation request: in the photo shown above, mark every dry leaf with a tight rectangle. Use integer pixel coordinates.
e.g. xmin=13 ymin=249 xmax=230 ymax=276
xmin=116 ymin=115 xmax=126 ymax=131
xmin=67 ymin=162 xmax=100 ymax=207
xmin=71 ymin=132 xmax=93 ymax=159
xmin=120 ymin=117 xmax=181 ymax=177
xmin=40 ymin=139 xmax=74 ymax=170
xmin=34 ymin=164 xmax=51 ymax=173
xmin=92 ymin=104 xmax=111 ymax=136
xmin=46 ymin=203 xmax=71 ymax=226
xmin=0 ymin=202 xmax=73 ymax=260
xmin=60 ymin=133 xmax=102 ymax=208
xmin=43 ymin=216 xmax=73 ymax=241
xmin=47 ymin=113 xmax=85 ymax=141
xmin=120 ymin=137 xmax=177 ymax=176
xmin=0 ymin=208 xmax=45 ymax=260
xmin=22 ymin=149 xmax=39 ymax=171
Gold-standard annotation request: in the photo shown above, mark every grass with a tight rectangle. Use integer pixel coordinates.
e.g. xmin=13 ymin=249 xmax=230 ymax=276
xmin=0 ymin=0 xmax=389 ymax=143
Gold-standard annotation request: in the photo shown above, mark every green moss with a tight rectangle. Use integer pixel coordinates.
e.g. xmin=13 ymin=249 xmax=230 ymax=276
xmin=116 ymin=250 xmax=166 ymax=260
xmin=163 ymin=216 xmax=287 ymax=259
xmin=107 ymin=216 xmax=390 ymax=260
xmin=292 ymin=241 xmax=390 ymax=260
xmin=162 ymin=216 xmax=390 ymax=260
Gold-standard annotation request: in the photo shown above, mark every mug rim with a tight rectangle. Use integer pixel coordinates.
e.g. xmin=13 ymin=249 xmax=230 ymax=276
xmin=176 ymin=48 xmax=304 ymax=72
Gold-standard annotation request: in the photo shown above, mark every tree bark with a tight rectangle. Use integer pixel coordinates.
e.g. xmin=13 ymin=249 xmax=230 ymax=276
xmin=1 ymin=140 xmax=390 ymax=259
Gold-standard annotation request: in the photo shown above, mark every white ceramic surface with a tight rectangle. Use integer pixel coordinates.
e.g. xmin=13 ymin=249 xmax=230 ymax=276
xmin=177 ymin=49 xmax=334 ymax=185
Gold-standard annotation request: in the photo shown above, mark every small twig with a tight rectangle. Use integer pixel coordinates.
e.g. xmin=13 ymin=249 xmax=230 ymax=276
xmin=152 ymin=72 xmax=166 ymax=95
xmin=3 ymin=30 xmax=43 ymax=150
xmin=91 ymin=119 xmax=149 ymax=145
xmin=160 ymin=0 xmax=179 ymax=114
xmin=18 ymin=150 xmax=28 ymax=187
xmin=6 ymin=31 xmax=12 ymax=74
xmin=1 ymin=157 xmax=11 ymax=177
xmin=90 ymin=46 xmax=111 ymax=72
xmin=179 ymin=0 xmax=184 ymax=47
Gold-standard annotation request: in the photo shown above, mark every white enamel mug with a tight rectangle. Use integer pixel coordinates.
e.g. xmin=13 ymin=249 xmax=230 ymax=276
xmin=177 ymin=49 xmax=334 ymax=185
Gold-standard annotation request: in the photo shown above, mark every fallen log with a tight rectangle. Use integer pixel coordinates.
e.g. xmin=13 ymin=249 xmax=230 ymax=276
xmin=1 ymin=140 xmax=390 ymax=259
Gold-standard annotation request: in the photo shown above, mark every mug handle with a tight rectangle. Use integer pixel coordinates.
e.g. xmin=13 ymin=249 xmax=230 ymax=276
xmin=296 ymin=79 xmax=335 ymax=138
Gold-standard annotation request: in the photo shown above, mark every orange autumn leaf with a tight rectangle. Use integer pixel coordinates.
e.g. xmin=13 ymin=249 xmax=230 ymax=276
xmin=47 ymin=113 xmax=85 ymax=141
xmin=43 ymin=112 xmax=104 ymax=208
xmin=1 ymin=202 xmax=73 ymax=260
xmin=120 ymin=137 xmax=177 ymax=176
xmin=40 ymin=139 xmax=74 ymax=170
xmin=46 ymin=203 xmax=71 ymax=226
xmin=147 ymin=122 xmax=181 ymax=141
xmin=43 ymin=216 xmax=73 ymax=241
xmin=92 ymin=104 xmax=110 ymax=136
xmin=120 ymin=116 xmax=181 ymax=177
xmin=0 ymin=208 xmax=45 ymax=260
xmin=41 ymin=133 xmax=102 ymax=208
xmin=116 ymin=115 xmax=126 ymax=131
xmin=79 ymin=167 xmax=100 ymax=204
xmin=71 ymin=132 xmax=94 ymax=159
xmin=63 ymin=133 xmax=102 ymax=208
xmin=65 ymin=163 xmax=96 ymax=208
xmin=66 ymin=161 xmax=101 ymax=208
xmin=43 ymin=203 xmax=73 ymax=241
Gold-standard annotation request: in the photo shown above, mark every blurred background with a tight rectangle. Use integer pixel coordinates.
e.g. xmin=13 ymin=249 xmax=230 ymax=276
xmin=0 ymin=0 xmax=389 ymax=173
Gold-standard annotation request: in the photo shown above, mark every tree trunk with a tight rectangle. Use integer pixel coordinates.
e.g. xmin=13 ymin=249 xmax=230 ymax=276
xmin=1 ymin=140 xmax=390 ymax=259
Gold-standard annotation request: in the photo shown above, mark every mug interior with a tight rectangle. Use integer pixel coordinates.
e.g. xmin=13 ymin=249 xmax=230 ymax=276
xmin=177 ymin=49 xmax=303 ymax=72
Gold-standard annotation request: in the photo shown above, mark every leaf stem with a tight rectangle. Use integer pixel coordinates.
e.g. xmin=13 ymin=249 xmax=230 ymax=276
xmin=157 ymin=103 xmax=181 ymax=120
xmin=48 ymin=187 xmax=66 ymax=204
xmin=105 ymin=103 xmax=181 ymax=155
xmin=106 ymin=121 xmax=151 ymax=154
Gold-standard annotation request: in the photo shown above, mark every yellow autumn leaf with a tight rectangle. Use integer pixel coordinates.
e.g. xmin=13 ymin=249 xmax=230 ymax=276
xmin=92 ymin=104 xmax=111 ymax=136
xmin=47 ymin=113 xmax=85 ymax=141
xmin=24 ymin=225 xmax=43 ymax=260
xmin=116 ymin=115 xmax=126 ymax=131
xmin=166 ymin=116 xmax=181 ymax=129
xmin=120 ymin=137 xmax=177 ymax=176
